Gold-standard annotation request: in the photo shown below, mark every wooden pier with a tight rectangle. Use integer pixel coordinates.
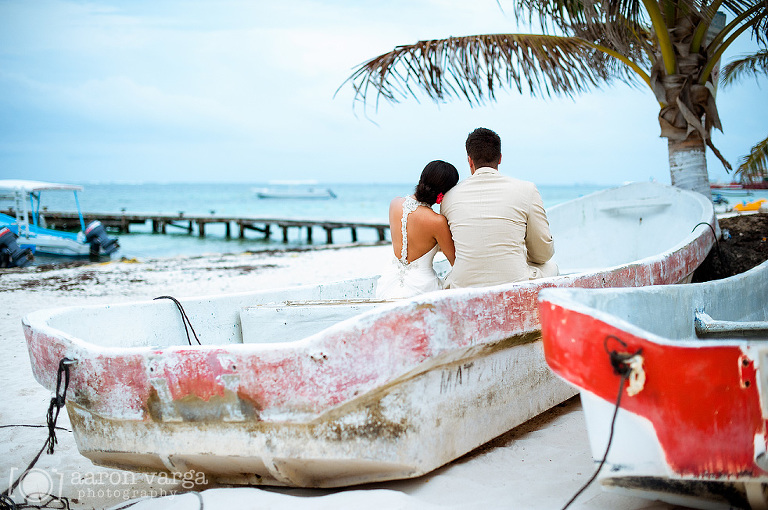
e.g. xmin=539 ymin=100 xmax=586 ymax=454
xmin=2 ymin=210 xmax=390 ymax=245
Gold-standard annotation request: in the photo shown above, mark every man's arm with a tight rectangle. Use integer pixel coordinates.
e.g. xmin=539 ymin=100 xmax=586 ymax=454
xmin=524 ymin=186 xmax=554 ymax=264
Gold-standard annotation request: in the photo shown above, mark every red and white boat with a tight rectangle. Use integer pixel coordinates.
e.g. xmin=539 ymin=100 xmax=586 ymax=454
xmin=23 ymin=182 xmax=715 ymax=488
xmin=540 ymin=260 xmax=768 ymax=510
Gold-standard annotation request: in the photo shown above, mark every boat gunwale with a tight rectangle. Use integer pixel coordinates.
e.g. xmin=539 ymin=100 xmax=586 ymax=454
xmin=23 ymin=184 xmax=717 ymax=356
xmin=539 ymin=259 xmax=768 ymax=350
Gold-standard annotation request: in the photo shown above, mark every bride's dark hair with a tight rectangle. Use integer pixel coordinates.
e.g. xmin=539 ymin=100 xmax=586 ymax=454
xmin=414 ymin=160 xmax=459 ymax=205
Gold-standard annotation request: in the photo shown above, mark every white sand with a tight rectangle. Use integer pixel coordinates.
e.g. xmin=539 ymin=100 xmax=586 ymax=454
xmin=0 ymin=246 xmax=677 ymax=510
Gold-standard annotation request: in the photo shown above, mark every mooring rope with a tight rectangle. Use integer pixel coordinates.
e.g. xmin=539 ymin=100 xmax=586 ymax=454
xmin=560 ymin=335 xmax=642 ymax=510
xmin=153 ymin=296 xmax=202 ymax=346
xmin=693 ymin=221 xmax=721 ymax=260
xmin=1 ymin=359 xmax=74 ymax=510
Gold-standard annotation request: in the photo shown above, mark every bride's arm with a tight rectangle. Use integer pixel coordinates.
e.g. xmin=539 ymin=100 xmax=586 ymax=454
xmin=433 ymin=216 xmax=455 ymax=265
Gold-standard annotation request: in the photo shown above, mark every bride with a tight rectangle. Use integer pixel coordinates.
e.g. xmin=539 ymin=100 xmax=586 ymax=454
xmin=376 ymin=160 xmax=459 ymax=299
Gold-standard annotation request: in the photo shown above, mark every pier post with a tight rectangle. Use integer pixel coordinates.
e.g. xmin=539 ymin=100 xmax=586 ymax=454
xmin=225 ymin=222 xmax=231 ymax=238
xmin=324 ymin=227 xmax=333 ymax=244
xmin=198 ymin=221 xmax=205 ymax=237
xmin=377 ymin=227 xmax=386 ymax=242
xmin=307 ymin=226 xmax=313 ymax=243
xmin=282 ymin=225 xmax=289 ymax=243
xmin=351 ymin=228 xmax=357 ymax=243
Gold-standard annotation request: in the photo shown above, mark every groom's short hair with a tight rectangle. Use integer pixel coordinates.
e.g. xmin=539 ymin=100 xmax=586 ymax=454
xmin=466 ymin=128 xmax=501 ymax=168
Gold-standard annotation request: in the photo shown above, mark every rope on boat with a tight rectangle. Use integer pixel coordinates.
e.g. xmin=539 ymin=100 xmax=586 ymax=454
xmin=153 ymin=296 xmax=202 ymax=346
xmin=560 ymin=335 xmax=643 ymax=510
xmin=1 ymin=358 xmax=75 ymax=510
xmin=693 ymin=221 xmax=721 ymax=260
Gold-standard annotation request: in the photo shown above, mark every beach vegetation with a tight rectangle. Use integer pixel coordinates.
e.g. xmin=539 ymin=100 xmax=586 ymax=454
xmin=343 ymin=1 xmax=767 ymax=199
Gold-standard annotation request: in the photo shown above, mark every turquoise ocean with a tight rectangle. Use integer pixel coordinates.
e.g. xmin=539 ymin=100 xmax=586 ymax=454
xmin=17 ymin=181 xmax=766 ymax=263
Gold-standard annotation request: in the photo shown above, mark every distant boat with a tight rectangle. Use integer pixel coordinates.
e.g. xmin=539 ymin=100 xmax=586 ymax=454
xmin=0 ymin=179 xmax=119 ymax=261
xmin=23 ymin=182 xmax=716 ymax=488
xmin=539 ymin=260 xmax=768 ymax=510
xmin=254 ymin=180 xmax=337 ymax=199
xmin=710 ymin=181 xmax=745 ymax=190
xmin=734 ymin=198 xmax=767 ymax=212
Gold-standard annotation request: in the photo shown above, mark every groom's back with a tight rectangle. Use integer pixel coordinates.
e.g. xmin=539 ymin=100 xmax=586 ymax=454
xmin=440 ymin=168 xmax=553 ymax=288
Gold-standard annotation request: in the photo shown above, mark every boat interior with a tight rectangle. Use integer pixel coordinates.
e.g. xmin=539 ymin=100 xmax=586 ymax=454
xmin=545 ymin=260 xmax=768 ymax=343
xmin=30 ymin=182 xmax=716 ymax=350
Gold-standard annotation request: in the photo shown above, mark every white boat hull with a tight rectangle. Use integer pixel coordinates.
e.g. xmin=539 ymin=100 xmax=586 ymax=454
xmin=18 ymin=232 xmax=91 ymax=257
xmin=23 ymin=182 xmax=716 ymax=487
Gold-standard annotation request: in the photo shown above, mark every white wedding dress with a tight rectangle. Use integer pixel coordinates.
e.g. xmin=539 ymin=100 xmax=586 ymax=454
xmin=376 ymin=196 xmax=442 ymax=299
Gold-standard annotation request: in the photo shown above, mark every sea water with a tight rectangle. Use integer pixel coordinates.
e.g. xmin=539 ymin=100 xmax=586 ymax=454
xmin=5 ymin=181 xmax=666 ymax=262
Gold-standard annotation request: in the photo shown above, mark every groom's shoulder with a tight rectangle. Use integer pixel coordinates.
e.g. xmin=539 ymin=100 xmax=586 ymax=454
xmin=486 ymin=173 xmax=537 ymax=192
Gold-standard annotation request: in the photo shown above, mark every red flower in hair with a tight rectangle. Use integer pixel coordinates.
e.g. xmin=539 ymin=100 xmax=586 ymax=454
xmin=436 ymin=193 xmax=444 ymax=204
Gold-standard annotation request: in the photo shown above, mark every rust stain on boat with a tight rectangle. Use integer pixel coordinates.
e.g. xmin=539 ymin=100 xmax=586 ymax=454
xmin=146 ymin=387 xmax=260 ymax=422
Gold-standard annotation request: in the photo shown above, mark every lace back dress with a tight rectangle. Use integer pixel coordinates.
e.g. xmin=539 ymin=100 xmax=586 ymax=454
xmin=376 ymin=196 xmax=441 ymax=299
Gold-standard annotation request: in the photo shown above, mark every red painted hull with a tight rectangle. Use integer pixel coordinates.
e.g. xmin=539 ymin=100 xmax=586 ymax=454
xmin=539 ymin=261 xmax=768 ymax=508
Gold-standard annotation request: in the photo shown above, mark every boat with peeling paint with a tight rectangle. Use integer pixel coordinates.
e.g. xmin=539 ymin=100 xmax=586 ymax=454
xmin=539 ymin=260 xmax=768 ymax=510
xmin=23 ymin=182 xmax=715 ymax=488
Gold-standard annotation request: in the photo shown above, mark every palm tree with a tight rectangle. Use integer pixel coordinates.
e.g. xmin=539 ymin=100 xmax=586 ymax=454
xmin=721 ymin=49 xmax=768 ymax=185
xmin=343 ymin=1 xmax=768 ymax=199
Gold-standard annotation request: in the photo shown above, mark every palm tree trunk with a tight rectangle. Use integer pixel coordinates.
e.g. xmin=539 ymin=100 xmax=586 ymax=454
xmin=668 ymin=136 xmax=713 ymax=201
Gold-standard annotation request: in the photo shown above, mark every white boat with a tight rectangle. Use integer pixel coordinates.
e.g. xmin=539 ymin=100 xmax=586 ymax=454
xmin=539 ymin=259 xmax=768 ymax=510
xmin=23 ymin=182 xmax=715 ymax=488
xmin=0 ymin=179 xmax=119 ymax=260
xmin=253 ymin=180 xmax=337 ymax=199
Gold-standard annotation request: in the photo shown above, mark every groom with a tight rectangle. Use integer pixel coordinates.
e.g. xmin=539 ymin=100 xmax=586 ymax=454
xmin=440 ymin=127 xmax=558 ymax=288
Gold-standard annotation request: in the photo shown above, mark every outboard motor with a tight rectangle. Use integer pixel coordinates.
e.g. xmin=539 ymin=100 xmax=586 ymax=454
xmin=0 ymin=227 xmax=33 ymax=268
xmin=84 ymin=220 xmax=119 ymax=256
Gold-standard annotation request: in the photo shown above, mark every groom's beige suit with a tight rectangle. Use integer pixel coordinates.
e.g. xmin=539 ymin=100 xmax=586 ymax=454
xmin=440 ymin=167 xmax=557 ymax=288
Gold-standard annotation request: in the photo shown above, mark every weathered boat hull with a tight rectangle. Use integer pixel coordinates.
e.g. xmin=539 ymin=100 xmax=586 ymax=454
xmin=539 ymin=260 xmax=768 ymax=509
xmin=23 ymin=182 xmax=716 ymax=488
xmin=64 ymin=329 xmax=571 ymax=487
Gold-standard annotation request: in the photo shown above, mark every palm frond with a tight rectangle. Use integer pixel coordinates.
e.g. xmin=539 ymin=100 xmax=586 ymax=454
xmin=721 ymin=49 xmax=768 ymax=86
xmin=511 ymin=0 xmax=648 ymax=49
xmin=343 ymin=33 xmax=639 ymax=109
xmin=735 ymin=135 xmax=768 ymax=183
xmin=721 ymin=0 xmax=768 ymax=45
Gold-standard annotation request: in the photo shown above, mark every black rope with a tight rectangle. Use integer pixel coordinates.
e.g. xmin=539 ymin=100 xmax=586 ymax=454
xmin=1 ymin=359 xmax=74 ymax=510
xmin=0 ymin=425 xmax=70 ymax=432
xmin=693 ymin=221 xmax=721 ymax=260
xmin=560 ymin=336 xmax=642 ymax=510
xmin=153 ymin=296 xmax=201 ymax=345
xmin=45 ymin=359 xmax=73 ymax=455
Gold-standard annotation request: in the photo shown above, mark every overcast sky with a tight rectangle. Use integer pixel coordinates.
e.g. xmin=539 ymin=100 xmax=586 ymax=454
xmin=1 ymin=0 xmax=765 ymax=185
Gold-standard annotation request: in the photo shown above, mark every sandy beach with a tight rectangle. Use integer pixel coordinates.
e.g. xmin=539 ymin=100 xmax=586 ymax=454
xmin=1 ymin=246 xmax=680 ymax=510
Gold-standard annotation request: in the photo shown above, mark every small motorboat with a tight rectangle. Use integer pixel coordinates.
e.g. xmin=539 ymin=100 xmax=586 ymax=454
xmin=539 ymin=260 xmax=768 ymax=510
xmin=0 ymin=180 xmax=119 ymax=262
xmin=254 ymin=180 xmax=337 ymax=199
xmin=23 ymin=182 xmax=715 ymax=488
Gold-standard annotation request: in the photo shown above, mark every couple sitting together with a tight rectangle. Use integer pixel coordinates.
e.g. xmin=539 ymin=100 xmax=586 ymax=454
xmin=376 ymin=127 xmax=558 ymax=300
